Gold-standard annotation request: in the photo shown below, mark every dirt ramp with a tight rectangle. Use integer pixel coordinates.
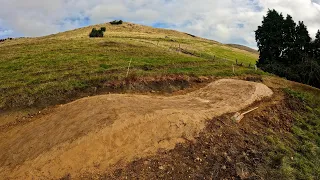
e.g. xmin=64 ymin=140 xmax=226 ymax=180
xmin=0 ymin=79 xmax=273 ymax=179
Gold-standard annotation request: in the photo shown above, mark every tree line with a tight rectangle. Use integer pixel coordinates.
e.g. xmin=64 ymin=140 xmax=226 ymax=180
xmin=255 ymin=9 xmax=320 ymax=88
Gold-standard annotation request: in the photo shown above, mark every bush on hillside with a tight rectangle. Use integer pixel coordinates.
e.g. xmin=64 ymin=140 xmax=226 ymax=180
xmin=89 ymin=27 xmax=106 ymax=38
xmin=100 ymin=27 xmax=106 ymax=32
xmin=110 ymin=20 xmax=123 ymax=25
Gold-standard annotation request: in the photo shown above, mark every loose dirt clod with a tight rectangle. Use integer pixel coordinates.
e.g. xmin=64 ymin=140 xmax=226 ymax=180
xmin=0 ymin=79 xmax=273 ymax=179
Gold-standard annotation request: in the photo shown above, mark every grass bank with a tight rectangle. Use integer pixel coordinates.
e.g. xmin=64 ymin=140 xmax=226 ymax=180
xmin=0 ymin=23 xmax=261 ymax=110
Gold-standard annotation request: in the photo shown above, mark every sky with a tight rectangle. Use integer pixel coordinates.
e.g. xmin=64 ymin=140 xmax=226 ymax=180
xmin=0 ymin=0 xmax=319 ymax=49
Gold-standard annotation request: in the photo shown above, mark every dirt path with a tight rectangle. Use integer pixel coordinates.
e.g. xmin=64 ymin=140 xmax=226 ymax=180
xmin=0 ymin=79 xmax=273 ymax=179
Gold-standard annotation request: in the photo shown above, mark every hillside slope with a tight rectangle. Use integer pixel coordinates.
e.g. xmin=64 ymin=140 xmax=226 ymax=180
xmin=0 ymin=22 xmax=259 ymax=111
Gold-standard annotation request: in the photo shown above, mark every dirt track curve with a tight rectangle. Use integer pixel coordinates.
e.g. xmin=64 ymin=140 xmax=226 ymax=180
xmin=0 ymin=79 xmax=273 ymax=179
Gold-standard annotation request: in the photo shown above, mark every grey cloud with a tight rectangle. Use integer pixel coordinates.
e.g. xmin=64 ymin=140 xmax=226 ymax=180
xmin=0 ymin=0 xmax=319 ymax=48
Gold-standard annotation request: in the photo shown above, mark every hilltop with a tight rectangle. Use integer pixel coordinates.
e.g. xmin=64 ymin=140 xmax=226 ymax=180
xmin=0 ymin=22 xmax=320 ymax=179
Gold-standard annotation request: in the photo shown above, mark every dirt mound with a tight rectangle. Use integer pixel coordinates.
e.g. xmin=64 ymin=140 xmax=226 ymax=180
xmin=0 ymin=79 xmax=273 ymax=179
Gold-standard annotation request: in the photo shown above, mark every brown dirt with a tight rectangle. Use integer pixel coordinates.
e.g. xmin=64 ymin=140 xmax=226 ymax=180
xmin=0 ymin=79 xmax=273 ymax=179
xmin=0 ymin=75 xmax=211 ymax=131
xmin=100 ymin=88 xmax=290 ymax=180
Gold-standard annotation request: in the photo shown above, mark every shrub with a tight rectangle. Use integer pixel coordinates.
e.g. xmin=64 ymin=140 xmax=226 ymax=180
xmin=89 ymin=27 xmax=105 ymax=38
xmin=110 ymin=20 xmax=123 ymax=25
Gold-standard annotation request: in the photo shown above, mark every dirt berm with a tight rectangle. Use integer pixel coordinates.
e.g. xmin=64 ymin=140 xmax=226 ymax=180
xmin=0 ymin=79 xmax=273 ymax=179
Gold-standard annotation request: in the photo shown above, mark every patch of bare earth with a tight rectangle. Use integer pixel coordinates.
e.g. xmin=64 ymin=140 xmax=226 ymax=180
xmin=0 ymin=79 xmax=273 ymax=179
xmin=101 ymin=88 xmax=292 ymax=180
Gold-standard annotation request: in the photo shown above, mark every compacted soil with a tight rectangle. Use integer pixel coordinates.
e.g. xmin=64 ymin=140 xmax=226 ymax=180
xmin=0 ymin=79 xmax=273 ymax=179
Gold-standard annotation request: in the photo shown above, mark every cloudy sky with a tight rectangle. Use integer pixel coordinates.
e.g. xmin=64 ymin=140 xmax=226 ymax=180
xmin=0 ymin=0 xmax=319 ymax=48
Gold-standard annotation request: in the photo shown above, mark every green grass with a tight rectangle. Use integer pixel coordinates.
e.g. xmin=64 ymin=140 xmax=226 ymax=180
xmin=265 ymin=89 xmax=320 ymax=179
xmin=204 ymin=43 xmax=257 ymax=64
xmin=0 ymin=25 xmax=260 ymax=110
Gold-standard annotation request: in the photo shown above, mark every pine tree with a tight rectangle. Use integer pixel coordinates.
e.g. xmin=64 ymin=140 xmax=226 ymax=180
xmin=315 ymin=30 xmax=320 ymax=44
xmin=295 ymin=21 xmax=311 ymax=54
xmin=314 ymin=30 xmax=320 ymax=63
xmin=255 ymin=9 xmax=285 ymax=67
xmin=282 ymin=15 xmax=296 ymax=64
xmin=256 ymin=10 xmax=320 ymax=88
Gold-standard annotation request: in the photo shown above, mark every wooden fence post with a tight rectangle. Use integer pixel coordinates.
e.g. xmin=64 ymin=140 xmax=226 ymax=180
xmin=126 ymin=58 xmax=132 ymax=78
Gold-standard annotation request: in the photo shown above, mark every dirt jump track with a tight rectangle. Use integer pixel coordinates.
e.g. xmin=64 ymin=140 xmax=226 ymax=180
xmin=0 ymin=79 xmax=273 ymax=179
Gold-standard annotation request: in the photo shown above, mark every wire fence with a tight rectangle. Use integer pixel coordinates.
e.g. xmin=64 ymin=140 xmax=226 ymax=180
xmin=132 ymin=39 xmax=259 ymax=74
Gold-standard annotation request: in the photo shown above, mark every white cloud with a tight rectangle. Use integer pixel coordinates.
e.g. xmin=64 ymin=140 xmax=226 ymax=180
xmin=259 ymin=0 xmax=320 ymax=36
xmin=0 ymin=0 xmax=319 ymax=48
xmin=0 ymin=29 xmax=13 ymax=37
xmin=89 ymin=3 xmax=128 ymax=23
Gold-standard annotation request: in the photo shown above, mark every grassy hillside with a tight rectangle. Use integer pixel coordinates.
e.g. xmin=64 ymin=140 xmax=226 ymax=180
xmin=0 ymin=22 xmax=260 ymax=110
xmin=226 ymin=44 xmax=259 ymax=54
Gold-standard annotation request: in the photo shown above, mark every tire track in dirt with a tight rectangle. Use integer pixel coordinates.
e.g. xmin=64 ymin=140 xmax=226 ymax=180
xmin=0 ymin=79 xmax=273 ymax=179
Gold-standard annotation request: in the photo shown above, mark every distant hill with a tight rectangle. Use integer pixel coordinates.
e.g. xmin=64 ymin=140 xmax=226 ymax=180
xmin=226 ymin=44 xmax=259 ymax=54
